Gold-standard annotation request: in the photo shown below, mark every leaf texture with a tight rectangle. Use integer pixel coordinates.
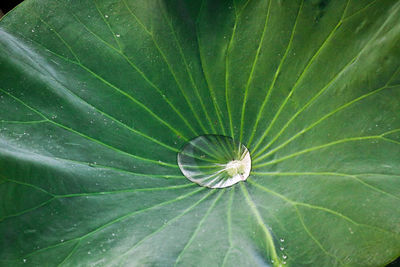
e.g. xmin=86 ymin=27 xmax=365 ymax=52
xmin=0 ymin=0 xmax=400 ymax=266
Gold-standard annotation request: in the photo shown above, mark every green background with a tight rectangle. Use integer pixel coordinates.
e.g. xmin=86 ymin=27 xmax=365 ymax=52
xmin=0 ymin=0 xmax=399 ymax=266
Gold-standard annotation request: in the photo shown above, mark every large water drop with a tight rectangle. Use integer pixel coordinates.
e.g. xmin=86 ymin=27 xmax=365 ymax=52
xmin=177 ymin=135 xmax=251 ymax=188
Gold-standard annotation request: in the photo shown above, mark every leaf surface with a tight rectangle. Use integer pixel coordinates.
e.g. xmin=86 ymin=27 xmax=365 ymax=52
xmin=0 ymin=0 xmax=400 ymax=266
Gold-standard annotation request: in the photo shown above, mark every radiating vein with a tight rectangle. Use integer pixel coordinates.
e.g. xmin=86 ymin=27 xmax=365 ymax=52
xmin=0 ymin=198 xmax=54 ymax=223
xmin=3 ymin=178 xmax=193 ymax=198
xmin=221 ymin=188 xmax=235 ymax=267
xmin=251 ymin=171 xmax=400 ymax=201
xmin=196 ymin=0 xmax=226 ymax=135
xmin=56 ymin=240 xmax=81 ymax=267
xmin=3 ymin=32 xmax=180 ymax=154
xmin=160 ymin=4 xmax=216 ymax=134
xmin=56 ymin=10 xmax=196 ymax=139
xmin=294 ymin=206 xmax=342 ymax=264
xmin=240 ymin=183 xmax=281 ymax=266
xmin=251 ymin=0 xmax=350 ymax=153
xmin=253 ymin=8 xmax=399 ymax=158
xmin=122 ymin=0 xmax=208 ymax=134
xmin=32 ymin=12 xmax=80 ymax=63
xmin=92 ymin=0 xmax=122 ymax=51
xmin=2 ymin=178 xmax=55 ymax=196
xmin=8 ymin=22 xmax=191 ymax=142
xmin=54 ymin=183 xmax=195 ymax=199
xmin=0 ymin=88 xmax=178 ymax=168
xmin=0 ymin=119 xmax=48 ymax=124
xmin=32 ymin=2 xmax=194 ymax=139
xmin=253 ymin=83 xmax=396 ymax=162
xmin=0 ymin=182 xmax=195 ymax=224
xmin=174 ymin=189 xmax=224 ymax=266
xmin=239 ymin=0 xmax=272 ymax=143
xmin=0 ymin=140 xmax=183 ymax=179
xmin=225 ymin=1 xmax=239 ymax=137
xmin=247 ymin=0 xmax=304 ymax=147
xmin=23 ymin=188 xmax=205 ymax=259
xmin=343 ymin=0 xmax=380 ymax=20
xmin=253 ymin=135 xmax=387 ymax=168
xmin=382 ymin=137 xmax=400 ymax=146
xmin=248 ymin=179 xmax=397 ymax=235
xmin=249 ymin=178 xmax=398 ymax=261
xmin=117 ymin=189 xmax=215 ymax=265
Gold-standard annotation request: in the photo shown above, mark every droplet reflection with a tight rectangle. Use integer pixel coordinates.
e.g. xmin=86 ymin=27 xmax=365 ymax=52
xmin=177 ymin=135 xmax=251 ymax=188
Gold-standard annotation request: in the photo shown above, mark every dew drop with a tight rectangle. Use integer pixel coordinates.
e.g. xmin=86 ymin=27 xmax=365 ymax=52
xmin=280 ymin=247 xmax=285 ymax=251
xmin=280 ymin=238 xmax=284 ymax=242
xmin=177 ymin=135 xmax=251 ymax=188
xmin=23 ymin=259 xmax=27 ymax=263
xmin=116 ymin=34 xmax=120 ymax=38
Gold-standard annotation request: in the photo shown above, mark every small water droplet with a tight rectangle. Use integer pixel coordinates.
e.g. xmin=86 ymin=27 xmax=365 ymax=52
xmin=280 ymin=247 xmax=284 ymax=251
xmin=116 ymin=34 xmax=120 ymax=38
xmin=104 ymin=14 xmax=109 ymax=18
xmin=177 ymin=135 xmax=251 ymax=188
xmin=280 ymin=238 xmax=284 ymax=242
xmin=283 ymin=261 xmax=287 ymax=265
xmin=88 ymin=251 xmax=91 ymax=255
xmin=283 ymin=255 xmax=287 ymax=259
xmin=23 ymin=259 xmax=27 ymax=263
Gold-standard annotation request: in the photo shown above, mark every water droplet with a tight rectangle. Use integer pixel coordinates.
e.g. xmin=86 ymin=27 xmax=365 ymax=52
xmin=283 ymin=255 xmax=287 ymax=259
xmin=31 ymin=29 xmax=35 ymax=32
xmin=88 ymin=251 xmax=91 ymax=255
xmin=104 ymin=14 xmax=109 ymax=18
xmin=177 ymin=135 xmax=251 ymax=188
xmin=280 ymin=238 xmax=284 ymax=242
xmin=280 ymin=247 xmax=285 ymax=251
xmin=116 ymin=34 xmax=120 ymax=38
xmin=283 ymin=261 xmax=287 ymax=265
xmin=23 ymin=259 xmax=27 ymax=263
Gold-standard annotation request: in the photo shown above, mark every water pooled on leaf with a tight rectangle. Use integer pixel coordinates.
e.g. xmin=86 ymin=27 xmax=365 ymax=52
xmin=177 ymin=135 xmax=251 ymax=188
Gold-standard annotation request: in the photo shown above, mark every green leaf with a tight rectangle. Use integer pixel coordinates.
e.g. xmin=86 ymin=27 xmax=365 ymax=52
xmin=1 ymin=0 xmax=400 ymax=266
